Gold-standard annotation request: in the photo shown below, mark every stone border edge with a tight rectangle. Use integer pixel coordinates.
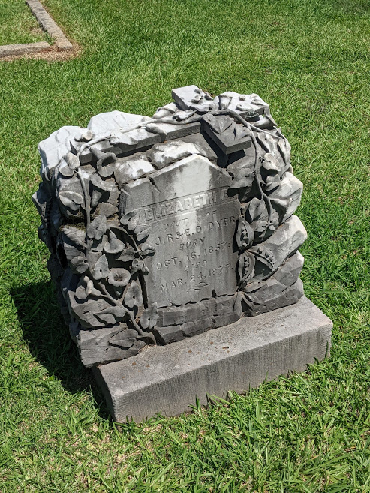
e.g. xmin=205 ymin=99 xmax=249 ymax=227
xmin=0 ymin=0 xmax=74 ymax=60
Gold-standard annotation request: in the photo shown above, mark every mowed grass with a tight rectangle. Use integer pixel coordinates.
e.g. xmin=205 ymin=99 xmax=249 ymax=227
xmin=0 ymin=0 xmax=369 ymax=491
xmin=0 ymin=0 xmax=48 ymax=45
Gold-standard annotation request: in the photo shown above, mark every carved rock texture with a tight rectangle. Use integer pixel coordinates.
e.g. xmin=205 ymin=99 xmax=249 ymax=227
xmin=33 ymin=85 xmax=306 ymax=367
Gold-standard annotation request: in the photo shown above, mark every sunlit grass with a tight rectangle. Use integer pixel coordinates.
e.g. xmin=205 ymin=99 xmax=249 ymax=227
xmin=0 ymin=0 xmax=369 ymax=491
xmin=0 ymin=0 xmax=48 ymax=45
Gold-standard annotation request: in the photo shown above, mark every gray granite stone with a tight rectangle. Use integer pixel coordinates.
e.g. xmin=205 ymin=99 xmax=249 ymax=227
xmin=202 ymin=114 xmax=252 ymax=155
xmin=121 ymin=154 xmax=240 ymax=306
xmin=33 ymin=85 xmax=327 ymax=378
xmin=145 ymin=121 xmax=201 ymax=141
xmin=214 ymin=91 xmax=270 ymax=117
xmin=77 ymin=325 xmax=146 ymax=367
xmin=93 ymin=297 xmax=332 ymax=422
xmin=153 ymin=325 xmax=184 ymax=344
xmin=87 ymin=111 xmax=149 ymax=136
xmin=249 ymin=215 xmax=307 ymax=281
xmin=243 ymin=279 xmax=305 ymax=316
xmin=172 ymin=85 xmax=216 ymax=112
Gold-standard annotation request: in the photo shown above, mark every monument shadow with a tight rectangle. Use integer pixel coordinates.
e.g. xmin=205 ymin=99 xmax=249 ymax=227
xmin=11 ymin=281 xmax=112 ymax=420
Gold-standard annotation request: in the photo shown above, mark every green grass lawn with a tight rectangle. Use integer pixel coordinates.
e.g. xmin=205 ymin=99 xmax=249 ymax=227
xmin=1 ymin=0 xmax=369 ymax=491
xmin=0 ymin=0 xmax=48 ymax=45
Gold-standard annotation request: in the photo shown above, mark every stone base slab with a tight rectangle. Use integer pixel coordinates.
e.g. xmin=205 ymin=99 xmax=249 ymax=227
xmin=93 ymin=296 xmax=332 ymax=422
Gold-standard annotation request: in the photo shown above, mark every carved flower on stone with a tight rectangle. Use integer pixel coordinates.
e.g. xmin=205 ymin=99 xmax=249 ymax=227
xmin=108 ymin=268 xmax=131 ymax=287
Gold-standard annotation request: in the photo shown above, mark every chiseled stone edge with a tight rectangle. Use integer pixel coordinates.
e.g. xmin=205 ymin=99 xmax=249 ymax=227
xmin=0 ymin=0 xmax=73 ymax=59
xmin=93 ymin=296 xmax=332 ymax=422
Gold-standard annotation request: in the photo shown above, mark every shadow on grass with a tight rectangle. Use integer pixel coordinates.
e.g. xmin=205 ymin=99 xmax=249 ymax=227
xmin=11 ymin=280 xmax=112 ymax=420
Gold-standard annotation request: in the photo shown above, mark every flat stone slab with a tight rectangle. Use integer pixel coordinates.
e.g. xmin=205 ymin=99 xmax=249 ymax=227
xmin=0 ymin=41 xmax=50 ymax=58
xmin=93 ymin=297 xmax=332 ymax=422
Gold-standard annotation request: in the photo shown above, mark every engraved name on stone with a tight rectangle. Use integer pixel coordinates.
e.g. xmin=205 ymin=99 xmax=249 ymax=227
xmin=121 ymin=155 xmax=240 ymax=306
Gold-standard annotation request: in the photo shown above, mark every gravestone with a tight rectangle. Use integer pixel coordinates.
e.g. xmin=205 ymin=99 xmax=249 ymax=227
xmin=33 ymin=86 xmax=332 ymax=421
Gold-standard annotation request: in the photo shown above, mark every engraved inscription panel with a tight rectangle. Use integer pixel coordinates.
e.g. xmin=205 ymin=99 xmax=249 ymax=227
xmin=121 ymin=155 xmax=240 ymax=306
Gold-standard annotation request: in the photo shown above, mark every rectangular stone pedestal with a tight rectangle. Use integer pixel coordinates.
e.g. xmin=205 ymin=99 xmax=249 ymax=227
xmin=93 ymin=297 xmax=332 ymax=422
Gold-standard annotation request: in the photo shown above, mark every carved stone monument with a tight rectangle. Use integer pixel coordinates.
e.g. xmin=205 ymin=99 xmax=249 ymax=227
xmin=33 ymin=86 xmax=332 ymax=421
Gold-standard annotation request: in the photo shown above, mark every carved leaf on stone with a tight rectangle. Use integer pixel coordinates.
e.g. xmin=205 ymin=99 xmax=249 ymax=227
xmin=124 ymin=281 xmax=143 ymax=308
xmin=117 ymin=247 xmax=136 ymax=262
xmin=236 ymin=219 xmax=254 ymax=250
xmin=69 ymin=292 xmax=121 ymax=328
xmin=140 ymin=303 xmax=158 ymax=330
xmin=91 ymin=190 xmax=102 ymax=208
xmin=245 ymin=197 xmax=268 ymax=223
xmin=58 ymin=158 xmax=75 ymax=177
xmin=66 ymin=152 xmax=80 ymax=170
xmin=253 ymin=246 xmax=276 ymax=271
xmin=58 ymin=190 xmax=84 ymax=213
xmin=93 ymin=254 xmax=109 ymax=280
xmin=238 ymin=251 xmax=255 ymax=286
xmin=90 ymin=172 xmax=114 ymax=192
xmin=140 ymin=243 xmax=155 ymax=257
xmin=87 ymin=215 xmax=107 ymax=240
xmin=228 ymin=166 xmax=255 ymax=192
xmin=109 ymin=328 xmax=139 ymax=349
xmin=277 ymin=137 xmax=291 ymax=170
xmin=61 ymin=225 xmax=86 ymax=249
xmin=96 ymin=304 xmax=127 ymax=325
xmin=70 ymin=254 xmax=89 ymax=274
xmin=104 ymin=230 xmax=124 ymax=255
xmin=76 ymin=276 xmax=101 ymax=300
xmin=92 ymin=148 xmax=116 ymax=178
xmin=134 ymin=224 xmax=150 ymax=242
xmin=132 ymin=258 xmax=149 ymax=274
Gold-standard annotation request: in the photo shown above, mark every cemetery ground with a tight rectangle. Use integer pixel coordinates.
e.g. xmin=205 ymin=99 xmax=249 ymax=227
xmin=0 ymin=0 xmax=369 ymax=490
xmin=0 ymin=0 xmax=49 ymax=46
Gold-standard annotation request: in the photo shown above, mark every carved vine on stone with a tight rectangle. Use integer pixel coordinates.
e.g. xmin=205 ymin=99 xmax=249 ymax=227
xmin=33 ymin=85 xmax=307 ymax=367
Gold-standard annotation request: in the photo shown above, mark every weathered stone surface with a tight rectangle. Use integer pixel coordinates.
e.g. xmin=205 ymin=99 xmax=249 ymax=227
xmin=145 ymin=121 xmax=201 ymax=141
xmin=214 ymin=91 xmax=270 ymax=117
xmin=93 ymin=297 xmax=332 ymax=422
xmin=202 ymin=113 xmax=252 ymax=155
xmin=77 ymin=325 xmax=146 ymax=367
xmin=0 ymin=42 xmax=50 ymax=58
xmin=121 ymin=154 xmax=240 ymax=306
xmin=172 ymin=85 xmax=216 ymax=112
xmin=173 ymin=133 xmax=218 ymax=162
xmin=152 ymin=326 xmax=184 ymax=345
xmin=87 ymin=111 xmax=149 ymax=136
xmin=114 ymin=154 xmax=154 ymax=185
xmin=146 ymin=141 xmax=209 ymax=169
xmin=38 ymin=126 xmax=82 ymax=181
xmin=33 ymin=85 xmax=318 ymax=373
xmin=243 ymin=279 xmax=304 ymax=316
xmin=248 ymin=215 xmax=307 ymax=281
